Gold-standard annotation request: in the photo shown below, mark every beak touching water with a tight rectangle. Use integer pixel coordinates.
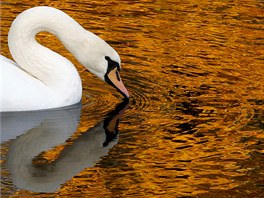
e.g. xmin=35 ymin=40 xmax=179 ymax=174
xmin=106 ymin=68 xmax=129 ymax=99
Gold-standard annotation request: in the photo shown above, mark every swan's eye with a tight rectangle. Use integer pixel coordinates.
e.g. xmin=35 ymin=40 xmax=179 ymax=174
xmin=105 ymin=56 xmax=120 ymax=74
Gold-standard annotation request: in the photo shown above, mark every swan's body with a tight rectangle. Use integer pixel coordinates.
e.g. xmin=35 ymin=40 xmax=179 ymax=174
xmin=1 ymin=55 xmax=80 ymax=111
xmin=1 ymin=6 xmax=129 ymax=112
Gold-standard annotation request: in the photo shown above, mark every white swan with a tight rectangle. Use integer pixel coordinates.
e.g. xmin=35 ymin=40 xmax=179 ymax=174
xmin=0 ymin=6 xmax=129 ymax=112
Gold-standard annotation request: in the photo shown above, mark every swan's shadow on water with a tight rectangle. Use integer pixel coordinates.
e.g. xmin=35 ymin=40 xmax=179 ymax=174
xmin=1 ymin=100 xmax=129 ymax=193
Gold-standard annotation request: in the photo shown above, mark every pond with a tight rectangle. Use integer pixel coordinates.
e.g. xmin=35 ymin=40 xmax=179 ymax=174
xmin=1 ymin=0 xmax=264 ymax=197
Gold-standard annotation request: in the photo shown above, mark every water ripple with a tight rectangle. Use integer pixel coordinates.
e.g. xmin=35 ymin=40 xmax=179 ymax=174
xmin=1 ymin=0 xmax=264 ymax=197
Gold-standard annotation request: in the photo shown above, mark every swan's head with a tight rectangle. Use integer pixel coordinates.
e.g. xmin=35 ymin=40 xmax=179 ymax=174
xmin=74 ymin=31 xmax=129 ymax=99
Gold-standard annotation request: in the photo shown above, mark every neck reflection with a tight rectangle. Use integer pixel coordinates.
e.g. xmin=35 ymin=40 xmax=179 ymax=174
xmin=5 ymin=100 xmax=129 ymax=193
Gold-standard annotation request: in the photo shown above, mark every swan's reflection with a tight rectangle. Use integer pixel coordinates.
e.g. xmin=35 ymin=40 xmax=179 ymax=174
xmin=2 ymin=100 xmax=129 ymax=193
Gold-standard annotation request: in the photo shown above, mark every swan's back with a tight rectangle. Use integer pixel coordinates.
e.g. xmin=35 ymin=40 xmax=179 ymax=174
xmin=1 ymin=55 xmax=57 ymax=111
xmin=1 ymin=55 xmax=18 ymax=66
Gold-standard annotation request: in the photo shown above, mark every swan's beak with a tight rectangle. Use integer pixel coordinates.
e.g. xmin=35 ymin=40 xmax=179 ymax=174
xmin=106 ymin=68 xmax=129 ymax=99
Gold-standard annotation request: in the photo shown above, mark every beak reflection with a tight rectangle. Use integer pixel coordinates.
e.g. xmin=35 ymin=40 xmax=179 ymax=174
xmin=103 ymin=99 xmax=129 ymax=146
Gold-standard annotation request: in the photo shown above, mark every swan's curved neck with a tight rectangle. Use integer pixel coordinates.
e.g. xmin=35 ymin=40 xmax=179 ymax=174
xmin=8 ymin=7 xmax=84 ymax=97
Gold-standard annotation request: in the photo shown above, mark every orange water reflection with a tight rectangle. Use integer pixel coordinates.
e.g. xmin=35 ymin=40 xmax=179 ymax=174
xmin=1 ymin=0 xmax=264 ymax=197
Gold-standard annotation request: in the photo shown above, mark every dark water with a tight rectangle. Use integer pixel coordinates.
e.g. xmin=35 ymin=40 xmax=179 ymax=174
xmin=1 ymin=0 xmax=264 ymax=197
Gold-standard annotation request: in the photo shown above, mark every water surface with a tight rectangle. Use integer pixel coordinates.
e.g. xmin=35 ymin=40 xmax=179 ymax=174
xmin=1 ymin=0 xmax=264 ymax=197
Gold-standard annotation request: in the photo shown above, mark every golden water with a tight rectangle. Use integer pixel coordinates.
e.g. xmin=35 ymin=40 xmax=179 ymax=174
xmin=1 ymin=0 xmax=264 ymax=197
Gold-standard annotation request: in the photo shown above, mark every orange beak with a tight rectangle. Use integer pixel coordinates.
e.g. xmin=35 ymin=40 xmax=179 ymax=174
xmin=106 ymin=68 xmax=129 ymax=98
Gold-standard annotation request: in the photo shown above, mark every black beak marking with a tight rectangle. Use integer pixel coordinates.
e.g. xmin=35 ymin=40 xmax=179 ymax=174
xmin=116 ymin=70 xmax=121 ymax=81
